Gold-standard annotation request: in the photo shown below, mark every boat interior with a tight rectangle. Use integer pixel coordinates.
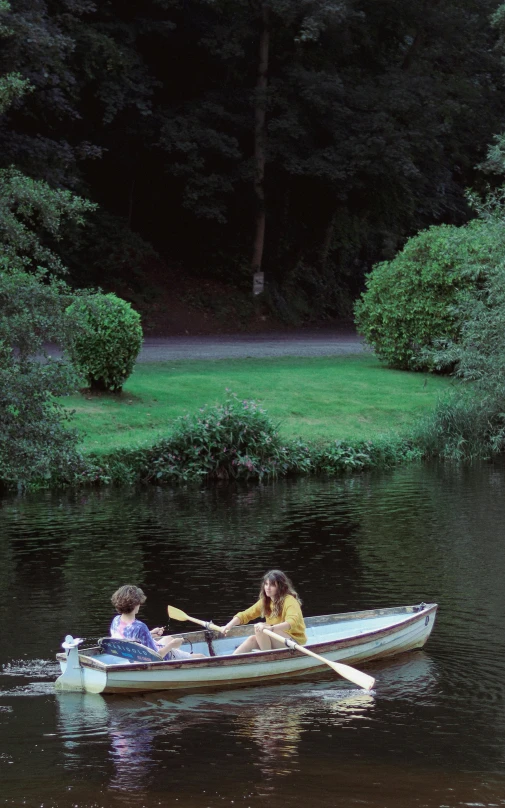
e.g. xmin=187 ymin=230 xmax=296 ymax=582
xmin=64 ymin=604 xmax=432 ymax=668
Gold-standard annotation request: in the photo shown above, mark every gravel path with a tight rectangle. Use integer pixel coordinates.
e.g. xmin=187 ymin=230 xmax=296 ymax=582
xmin=136 ymin=328 xmax=365 ymax=362
xmin=43 ymin=328 xmax=366 ymax=362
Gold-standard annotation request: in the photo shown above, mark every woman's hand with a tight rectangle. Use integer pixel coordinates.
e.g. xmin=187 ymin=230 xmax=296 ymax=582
xmin=254 ymin=622 xmax=267 ymax=634
xmin=150 ymin=626 xmax=164 ymax=638
xmin=221 ymin=618 xmax=239 ymax=635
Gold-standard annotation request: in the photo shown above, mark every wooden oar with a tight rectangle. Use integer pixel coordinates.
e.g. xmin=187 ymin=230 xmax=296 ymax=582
xmin=262 ymin=628 xmax=375 ymax=691
xmin=168 ymin=605 xmax=374 ymax=690
xmin=168 ymin=605 xmax=225 ymax=634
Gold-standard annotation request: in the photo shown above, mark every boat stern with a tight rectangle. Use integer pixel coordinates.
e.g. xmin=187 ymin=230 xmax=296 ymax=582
xmin=55 ymin=636 xmax=107 ymax=694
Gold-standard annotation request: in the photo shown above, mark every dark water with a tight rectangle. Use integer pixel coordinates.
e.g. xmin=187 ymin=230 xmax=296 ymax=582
xmin=1 ymin=461 xmax=505 ymax=808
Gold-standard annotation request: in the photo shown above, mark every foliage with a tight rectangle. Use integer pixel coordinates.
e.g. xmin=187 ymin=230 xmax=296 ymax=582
xmin=450 ymin=261 xmax=505 ymax=396
xmin=2 ymin=0 xmax=505 ymax=313
xmin=0 ymin=71 xmax=31 ymax=114
xmin=0 ymin=262 xmax=83 ymax=489
xmin=140 ymin=394 xmax=288 ymax=482
xmin=313 ymin=437 xmax=421 ymax=473
xmin=422 ymin=253 xmax=505 ymax=388
xmin=354 ymin=218 xmax=505 ymax=370
xmin=414 ymin=392 xmax=505 ymax=462
xmin=66 ymin=293 xmax=143 ymax=392
xmin=69 ymin=431 xmax=420 ymax=489
xmin=59 ymin=209 xmax=159 ymax=293
xmin=0 ymin=64 xmax=99 ymax=490
xmin=479 ymin=4 xmax=505 ymax=178
xmin=414 ymin=257 xmax=505 ymax=461
xmin=0 ymin=167 xmax=96 ymax=274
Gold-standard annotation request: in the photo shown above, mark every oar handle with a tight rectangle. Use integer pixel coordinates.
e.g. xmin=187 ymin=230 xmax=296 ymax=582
xmin=203 ymin=620 xmax=226 ymax=634
xmin=189 ymin=616 xmax=225 ymax=634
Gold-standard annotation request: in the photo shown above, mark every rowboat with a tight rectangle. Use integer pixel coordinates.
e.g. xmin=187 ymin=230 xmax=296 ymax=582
xmin=55 ymin=602 xmax=437 ymax=694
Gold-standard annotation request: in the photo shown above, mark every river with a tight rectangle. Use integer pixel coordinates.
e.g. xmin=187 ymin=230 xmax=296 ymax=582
xmin=1 ymin=460 xmax=505 ymax=808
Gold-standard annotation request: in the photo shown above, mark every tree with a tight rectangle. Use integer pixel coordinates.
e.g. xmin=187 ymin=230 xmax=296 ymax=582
xmin=154 ymin=0 xmax=505 ymax=313
xmin=0 ymin=171 xmax=95 ymax=486
xmin=2 ymin=0 xmax=505 ymax=318
xmin=0 ymin=263 xmax=81 ymax=489
xmin=0 ymin=51 xmax=96 ymax=488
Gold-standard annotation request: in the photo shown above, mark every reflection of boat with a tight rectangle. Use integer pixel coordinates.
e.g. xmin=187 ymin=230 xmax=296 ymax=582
xmin=55 ymin=602 xmax=437 ymax=694
xmin=55 ymin=681 xmax=377 ymax=794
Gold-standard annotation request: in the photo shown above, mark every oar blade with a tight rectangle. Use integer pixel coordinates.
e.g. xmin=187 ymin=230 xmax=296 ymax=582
xmin=167 ymin=605 xmax=189 ymax=622
xmin=329 ymin=660 xmax=375 ymax=690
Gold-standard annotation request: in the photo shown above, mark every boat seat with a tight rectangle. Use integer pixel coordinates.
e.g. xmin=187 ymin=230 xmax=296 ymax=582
xmin=98 ymin=637 xmax=166 ymax=663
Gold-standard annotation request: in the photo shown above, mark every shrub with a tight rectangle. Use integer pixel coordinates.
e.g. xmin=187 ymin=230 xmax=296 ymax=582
xmin=66 ymin=293 xmax=142 ymax=392
xmin=313 ymin=438 xmax=420 ymax=474
xmin=414 ymin=259 xmax=505 ymax=461
xmin=63 ymin=431 xmax=420 ymax=489
xmin=436 ymin=261 xmax=505 ymax=394
xmin=140 ymin=394 xmax=288 ymax=483
xmin=354 ymin=219 xmax=505 ymax=371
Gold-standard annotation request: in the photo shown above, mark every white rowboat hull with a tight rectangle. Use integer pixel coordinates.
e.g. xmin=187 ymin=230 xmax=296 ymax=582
xmin=55 ymin=602 xmax=437 ymax=694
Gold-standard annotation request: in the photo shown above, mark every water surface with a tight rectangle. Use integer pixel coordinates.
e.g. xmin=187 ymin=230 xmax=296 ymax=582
xmin=1 ymin=461 xmax=505 ymax=807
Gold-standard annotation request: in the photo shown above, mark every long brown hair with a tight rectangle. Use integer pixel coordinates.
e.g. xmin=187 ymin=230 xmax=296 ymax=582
xmin=258 ymin=570 xmax=301 ymax=619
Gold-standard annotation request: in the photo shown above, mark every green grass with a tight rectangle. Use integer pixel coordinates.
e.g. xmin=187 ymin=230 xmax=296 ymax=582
xmin=64 ymin=354 xmax=454 ymax=454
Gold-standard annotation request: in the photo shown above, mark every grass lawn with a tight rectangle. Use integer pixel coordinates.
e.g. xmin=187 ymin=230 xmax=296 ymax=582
xmin=64 ymin=354 xmax=454 ymax=454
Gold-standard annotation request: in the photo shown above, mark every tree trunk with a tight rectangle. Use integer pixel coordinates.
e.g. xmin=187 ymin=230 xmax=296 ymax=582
xmin=251 ymin=3 xmax=269 ymax=296
xmin=320 ymin=209 xmax=337 ymax=271
xmin=128 ymin=175 xmax=136 ymax=229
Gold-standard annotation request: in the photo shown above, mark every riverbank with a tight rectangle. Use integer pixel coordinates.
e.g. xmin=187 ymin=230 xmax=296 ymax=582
xmin=67 ymin=354 xmax=452 ymax=454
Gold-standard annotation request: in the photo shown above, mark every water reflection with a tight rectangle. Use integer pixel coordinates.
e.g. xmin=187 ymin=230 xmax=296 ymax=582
xmin=234 ymin=689 xmax=376 ymax=793
xmin=54 ymin=652 xmax=438 ymax=801
xmin=56 ymin=682 xmax=378 ymax=799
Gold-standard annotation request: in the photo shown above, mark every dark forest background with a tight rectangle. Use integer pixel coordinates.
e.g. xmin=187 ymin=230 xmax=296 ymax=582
xmin=2 ymin=0 xmax=505 ymax=330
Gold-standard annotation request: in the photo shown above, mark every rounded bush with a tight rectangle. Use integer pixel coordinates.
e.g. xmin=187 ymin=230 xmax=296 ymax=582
xmin=66 ymin=293 xmax=142 ymax=392
xmin=354 ymin=219 xmax=505 ymax=370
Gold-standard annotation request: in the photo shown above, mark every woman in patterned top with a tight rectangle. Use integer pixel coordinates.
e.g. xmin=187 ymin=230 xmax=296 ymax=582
xmin=110 ymin=585 xmax=206 ymax=660
xmin=221 ymin=570 xmax=307 ymax=655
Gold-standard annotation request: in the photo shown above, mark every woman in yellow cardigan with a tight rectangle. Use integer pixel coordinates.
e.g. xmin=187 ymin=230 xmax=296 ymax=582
xmin=221 ymin=569 xmax=307 ymax=654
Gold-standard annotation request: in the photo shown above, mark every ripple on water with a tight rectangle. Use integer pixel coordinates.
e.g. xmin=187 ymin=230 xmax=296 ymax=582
xmin=3 ymin=681 xmax=58 ymax=697
xmin=0 ymin=659 xmax=60 ymax=697
xmin=1 ymin=659 xmax=60 ymax=678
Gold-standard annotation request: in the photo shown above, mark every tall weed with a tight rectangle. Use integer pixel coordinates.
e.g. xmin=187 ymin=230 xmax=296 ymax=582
xmin=414 ymin=392 xmax=505 ymax=461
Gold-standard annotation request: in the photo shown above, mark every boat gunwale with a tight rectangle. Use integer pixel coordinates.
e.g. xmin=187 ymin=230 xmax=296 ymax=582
xmin=57 ymin=603 xmax=437 ymax=674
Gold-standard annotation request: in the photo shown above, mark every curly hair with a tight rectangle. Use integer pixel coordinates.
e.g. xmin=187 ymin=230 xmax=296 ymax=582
xmin=111 ymin=585 xmax=146 ymax=614
xmin=258 ymin=570 xmax=301 ymax=619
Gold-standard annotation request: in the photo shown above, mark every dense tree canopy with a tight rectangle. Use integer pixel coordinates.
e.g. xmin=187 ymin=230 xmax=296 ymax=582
xmin=1 ymin=0 xmax=505 ymax=316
